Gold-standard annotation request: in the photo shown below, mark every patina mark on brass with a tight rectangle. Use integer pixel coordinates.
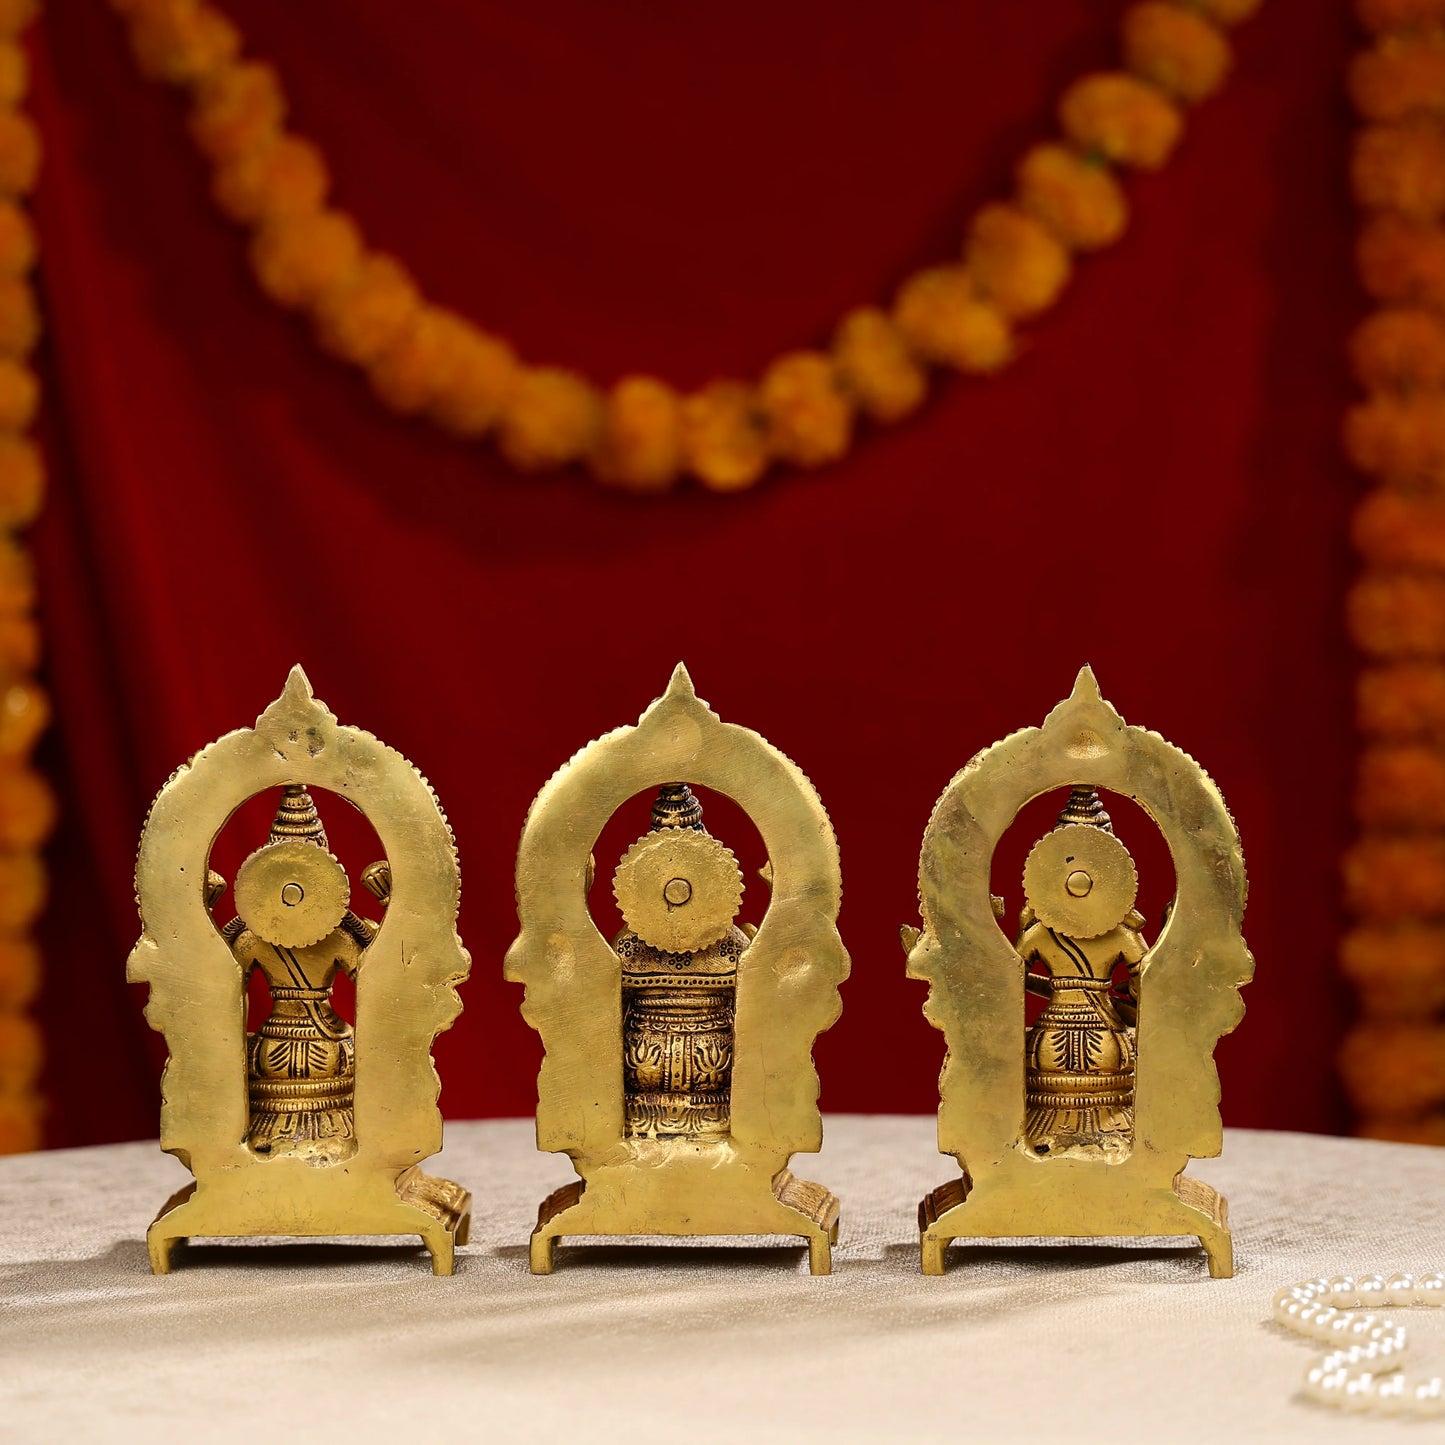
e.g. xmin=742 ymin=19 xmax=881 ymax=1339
xmin=904 ymin=666 xmax=1252 ymax=1277
xmin=129 ymin=666 xmax=472 ymax=1274
xmin=507 ymin=663 xmax=848 ymax=1274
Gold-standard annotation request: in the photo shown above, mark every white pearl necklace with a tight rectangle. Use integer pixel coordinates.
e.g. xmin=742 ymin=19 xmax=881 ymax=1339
xmin=1274 ymin=1273 xmax=1445 ymax=1417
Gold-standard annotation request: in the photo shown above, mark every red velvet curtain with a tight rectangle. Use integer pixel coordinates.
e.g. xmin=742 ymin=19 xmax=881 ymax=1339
xmin=29 ymin=0 xmax=1357 ymax=1145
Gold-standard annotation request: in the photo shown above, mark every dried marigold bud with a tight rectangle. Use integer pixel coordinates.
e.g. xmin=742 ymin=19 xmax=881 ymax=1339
xmin=1122 ymin=3 xmax=1232 ymax=104
xmin=0 ymin=437 xmax=41 ymax=529
xmin=0 ymin=112 xmax=39 ymax=197
xmin=1340 ymin=1020 xmax=1445 ymax=1115
xmin=831 ymin=307 xmax=928 ymax=423
xmin=0 ymin=356 xmax=37 ymax=430
xmin=1341 ymin=924 xmax=1445 ymax=1019
xmin=429 ymin=325 xmax=518 ymax=438
xmin=1344 ymin=835 xmax=1445 ymax=920
xmin=681 ymin=381 xmax=771 ymax=493
xmin=497 ymin=367 xmax=603 ymax=472
xmin=1015 ymin=144 xmax=1128 ymax=252
xmin=0 ymin=1008 xmax=38 ymax=1090
xmin=0 ymin=767 xmax=53 ymax=850
xmin=1356 ymin=742 xmax=1445 ymax=826
xmin=313 ymin=253 xmax=422 ymax=367
xmin=1357 ymin=0 xmax=1445 ymax=33
xmin=1353 ymin=491 xmax=1445 ymax=570
xmin=1358 ymin=213 xmax=1445 ymax=307
xmin=0 ymin=935 xmax=37 ymax=1011
xmin=1344 ymin=395 xmax=1445 ymax=488
xmin=893 ymin=266 xmax=1012 ymax=373
xmin=965 ymin=203 xmax=1071 ymax=319
xmin=0 ymin=849 xmax=43 ymax=930
xmin=213 ymin=134 xmax=328 ymax=225
xmin=1348 ymin=573 xmax=1445 ymax=657
xmin=1059 ymin=72 xmax=1184 ymax=169
xmin=0 ymin=277 xmax=38 ymax=357
xmin=1350 ymin=35 xmax=1445 ymax=124
xmin=592 ymin=376 xmax=683 ymax=493
xmin=759 ymin=351 xmax=854 ymax=468
xmin=129 ymin=0 xmax=240 ymax=88
xmin=1358 ymin=661 xmax=1445 ymax=738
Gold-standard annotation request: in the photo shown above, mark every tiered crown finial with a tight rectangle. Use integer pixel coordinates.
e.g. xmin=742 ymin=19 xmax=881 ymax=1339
xmin=268 ymin=784 xmax=329 ymax=849
xmin=1056 ymin=785 xmax=1113 ymax=832
xmin=651 ymin=782 xmax=704 ymax=832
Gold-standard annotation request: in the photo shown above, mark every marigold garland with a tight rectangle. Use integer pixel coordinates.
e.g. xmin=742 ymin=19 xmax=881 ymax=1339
xmin=0 ymin=0 xmax=43 ymax=1157
xmin=1345 ymin=1 xmax=1445 ymax=1146
xmin=110 ymin=0 xmax=1260 ymax=493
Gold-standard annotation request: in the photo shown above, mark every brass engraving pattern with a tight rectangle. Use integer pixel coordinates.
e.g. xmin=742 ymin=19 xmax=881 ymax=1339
xmin=905 ymin=667 xmax=1252 ymax=1278
xmin=129 ymin=667 xmax=472 ymax=1275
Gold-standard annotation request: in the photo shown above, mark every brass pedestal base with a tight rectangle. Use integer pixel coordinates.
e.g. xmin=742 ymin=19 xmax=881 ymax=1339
xmin=917 ymin=1169 xmax=1232 ymax=1278
xmin=530 ymin=1166 xmax=840 ymax=1276
xmin=146 ymin=1167 xmax=473 ymax=1276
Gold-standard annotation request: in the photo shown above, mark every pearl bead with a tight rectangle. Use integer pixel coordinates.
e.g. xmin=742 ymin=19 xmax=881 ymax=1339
xmin=1329 ymin=1275 xmax=1359 ymax=1308
xmin=1344 ymin=1375 xmax=1376 ymax=1412
xmin=1413 ymin=1378 xmax=1445 ymax=1418
xmin=1387 ymin=1271 xmax=1416 ymax=1306
xmin=1418 ymin=1273 xmax=1445 ymax=1307
xmin=1376 ymin=1375 xmax=1408 ymax=1416
xmin=1348 ymin=1314 xmax=1380 ymax=1339
xmin=1356 ymin=1274 xmax=1389 ymax=1308
xmin=1315 ymin=1369 xmax=1348 ymax=1403
xmin=1273 ymin=1286 xmax=1303 ymax=1311
xmin=1326 ymin=1314 xmax=1356 ymax=1341
xmin=1308 ymin=1307 xmax=1339 ymax=1339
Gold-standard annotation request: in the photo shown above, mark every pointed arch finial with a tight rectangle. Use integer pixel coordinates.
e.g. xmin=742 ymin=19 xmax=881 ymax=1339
xmin=665 ymin=661 xmax=696 ymax=700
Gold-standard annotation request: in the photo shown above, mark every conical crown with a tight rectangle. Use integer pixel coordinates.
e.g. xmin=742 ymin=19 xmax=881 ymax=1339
xmin=650 ymin=781 xmax=704 ymax=832
xmin=268 ymin=784 xmax=329 ymax=849
xmin=1056 ymin=785 xmax=1113 ymax=833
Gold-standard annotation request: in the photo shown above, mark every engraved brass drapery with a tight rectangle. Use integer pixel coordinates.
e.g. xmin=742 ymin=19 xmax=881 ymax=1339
xmin=905 ymin=667 xmax=1252 ymax=1276
xmin=507 ymin=664 xmax=848 ymax=1273
xmin=129 ymin=667 xmax=472 ymax=1274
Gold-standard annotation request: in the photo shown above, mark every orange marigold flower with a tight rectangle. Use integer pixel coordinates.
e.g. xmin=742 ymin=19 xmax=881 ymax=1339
xmin=0 ymin=435 xmax=41 ymax=529
xmin=893 ymin=266 xmax=1013 ymax=373
xmin=0 ymin=0 xmax=36 ymax=38
xmin=1341 ymin=924 xmax=1445 ymax=1019
xmin=1015 ymin=143 xmax=1128 ymax=252
xmin=1358 ymin=213 xmax=1445 ymax=307
xmin=1359 ymin=1114 xmax=1445 ymax=1145
xmin=0 ymin=112 xmax=39 ymax=197
xmin=1343 ymin=395 xmax=1445 ymax=488
xmin=592 ymin=375 xmax=683 ymax=493
xmin=496 ymin=366 xmax=603 ymax=472
xmin=0 ymin=357 xmax=36 ymax=431
xmin=1122 ymin=3 xmax=1231 ymax=104
xmin=0 ymin=276 xmax=38 ymax=357
xmin=0 ymin=202 xmax=33 ymax=281
xmin=1344 ymin=835 xmax=1445 ymax=918
xmin=1353 ymin=491 xmax=1445 ymax=570
xmin=1340 ymin=1020 xmax=1445 ymax=1116
xmin=1059 ymin=72 xmax=1184 ymax=170
xmin=0 ymin=849 xmax=42 ymax=929
xmin=1348 ymin=573 xmax=1445 ymax=657
xmin=0 ymin=679 xmax=46 ymax=759
xmin=1350 ymin=308 xmax=1445 ymax=391
xmin=0 ymin=1009 xmax=38 ymax=1090
xmin=1358 ymin=0 xmax=1445 ymax=32
xmin=1356 ymin=742 xmax=1445 ymax=825
xmin=965 ymin=203 xmax=1071 ymax=319
xmin=759 ymin=351 xmax=854 ymax=468
xmin=0 ymin=41 xmax=27 ymax=107
xmin=213 ymin=134 xmax=328 ymax=226
xmin=681 ymin=381 xmax=771 ymax=493
xmin=429 ymin=324 xmax=518 ymax=438
xmin=0 ymin=767 xmax=52 ymax=850
xmin=129 ymin=0 xmax=240 ymax=88
xmin=0 ymin=935 xmax=37 ymax=1010
xmin=313 ymin=252 xmax=421 ymax=367
xmin=1350 ymin=35 xmax=1445 ymax=124
xmin=1353 ymin=120 xmax=1445 ymax=219
xmin=831 ymin=306 xmax=927 ymax=423
xmin=1358 ymin=662 xmax=1445 ymax=738
xmin=190 ymin=61 xmax=285 ymax=163
xmin=250 ymin=209 xmax=362 ymax=310
xmin=0 ymin=533 xmax=31 ymax=616
xmin=0 ymin=1092 xmax=38 ymax=1154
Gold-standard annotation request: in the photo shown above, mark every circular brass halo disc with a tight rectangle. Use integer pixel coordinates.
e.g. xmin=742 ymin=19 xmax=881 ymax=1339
xmin=233 ymin=840 xmax=351 ymax=949
xmin=613 ymin=829 xmax=743 ymax=954
xmin=1022 ymin=824 xmax=1137 ymax=939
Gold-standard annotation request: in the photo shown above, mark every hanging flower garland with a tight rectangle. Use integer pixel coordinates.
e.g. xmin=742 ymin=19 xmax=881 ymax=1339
xmin=1342 ymin=0 xmax=1445 ymax=1148
xmin=111 ymin=0 xmax=1260 ymax=493
xmin=0 ymin=0 xmax=52 ymax=1156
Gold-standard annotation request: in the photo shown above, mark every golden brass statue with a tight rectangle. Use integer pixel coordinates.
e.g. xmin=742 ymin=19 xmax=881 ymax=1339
xmin=904 ymin=667 xmax=1252 ymax=1277
xmin=130 ymin=667 xmax=472 ymax=1274
xmin=508 ymin=663 xmax=848 ymax=1274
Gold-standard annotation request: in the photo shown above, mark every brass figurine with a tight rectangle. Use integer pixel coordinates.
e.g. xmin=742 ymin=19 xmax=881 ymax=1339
xmin=507 ymin=664 xmax=848 ymax=1274
xmin=904 ymin=667 xmax=1252 ymax=1277
xmin=130 ymin=667 xmax=472 ymax=1274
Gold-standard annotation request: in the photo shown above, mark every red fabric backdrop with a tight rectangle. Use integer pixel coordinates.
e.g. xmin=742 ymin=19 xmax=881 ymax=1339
xmin=28 ymin=0 xmax=1358 ymax=1146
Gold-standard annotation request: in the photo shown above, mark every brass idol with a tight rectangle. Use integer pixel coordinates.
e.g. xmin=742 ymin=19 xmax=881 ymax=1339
xmin=130 ymin=667 xmax=472 ymax=1273
xmin=508 ymin=664 xmax=849 ymax=1273
xmin=904 ymin=667 xmax=1252 ymax=1276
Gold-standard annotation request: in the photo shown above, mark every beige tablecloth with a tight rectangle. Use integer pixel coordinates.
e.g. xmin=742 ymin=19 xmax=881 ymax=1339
xmin=1 ymin=1118 xmax=1442 ymax=1443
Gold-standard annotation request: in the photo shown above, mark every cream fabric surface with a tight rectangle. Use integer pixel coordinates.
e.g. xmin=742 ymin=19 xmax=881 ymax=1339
xmin=1 ymin=1117 xmax=1442 ymax=1443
